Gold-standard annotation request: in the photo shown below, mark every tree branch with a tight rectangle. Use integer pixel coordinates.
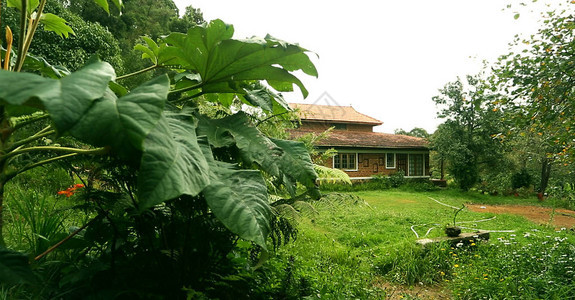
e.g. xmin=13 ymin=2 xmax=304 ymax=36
xmin=34 ymin=216 xmax=100 ymax=261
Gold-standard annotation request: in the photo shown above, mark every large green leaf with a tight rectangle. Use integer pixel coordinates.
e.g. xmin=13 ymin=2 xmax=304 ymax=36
xmin=197 ymin=112 xmax=318 ymax=196
xmin=240 ymin=82 xmax=291 ymax=114
xmin=68 ymin=75 xmax=168 ymax=157
xmin=133 ymin=37 xmax=177 ymax=66
xmin=93 ymin=0 xmax=122 ymax=14
xmin=0 ymin=247 xmax=37 ymax=285
xmin=0 ymin=61 xmax=115 ymax=131
xmin=270 ymin=138 xmax=319 ymax=197
xmin=40 ymin=13 xmax=75 ymax=38
xmin=7 ymin=0 xmax=39 ymax=16
xmin=137 ymin=19 xmax=317 ymax=100
xmin=137 ymin=112 xmax=210 ymax=210
xmin=200 ymin=142 xmax=272 ymax=248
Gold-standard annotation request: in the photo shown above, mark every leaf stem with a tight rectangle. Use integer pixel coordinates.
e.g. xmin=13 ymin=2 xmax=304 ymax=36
xmin=15 ymin=0 xmax=47 ymax=72
xmin=8 ymin=129 xmax=55 ymax=151
xmin=6 ymin=152 xmax=78 ymax=181
xmin=256 ymin=111 xmax=291 ymax=127
xmin=12 ymin=113 xmax=50 ymax=131
xmin=5 ymin=146 xmax=108 ymax=160
xmin=34 ymin=216 xmax=99 ymax=261
xmin=14 ymin=0 xmax=27 ymax=71
xmin=116 ymin=64 xmax=158 ymax=80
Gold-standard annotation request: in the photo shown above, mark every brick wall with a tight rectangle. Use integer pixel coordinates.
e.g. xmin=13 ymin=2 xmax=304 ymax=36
xmin=322 ymin=153 xmax=399 ymax=178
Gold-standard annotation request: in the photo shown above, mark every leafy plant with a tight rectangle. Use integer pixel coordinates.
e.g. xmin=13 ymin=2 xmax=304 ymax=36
xmin=0 ymin=1 xmax=320 ymax=297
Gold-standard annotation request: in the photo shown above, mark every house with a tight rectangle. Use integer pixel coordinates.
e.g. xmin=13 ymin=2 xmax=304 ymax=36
xmin=289 ymin=103 xmax=430 ymax=180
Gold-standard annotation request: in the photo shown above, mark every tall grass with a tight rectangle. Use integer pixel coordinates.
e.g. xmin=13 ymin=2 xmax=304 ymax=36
xmin=263 ymin=189 xmax=575 ymax=298
xmin=4 ymin=189 xmax=70 ymax=256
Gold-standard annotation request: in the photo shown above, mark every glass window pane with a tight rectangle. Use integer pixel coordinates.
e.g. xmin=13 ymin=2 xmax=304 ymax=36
xmin=349 ymin=154 xmax=356 ymax=169
xmin=386 ymin=153 xmax=395 ymax=168
xmin=334 ymin=155 xmax=340 ymax=168
xmin=341 ymin=154 xmax=348 ymax=169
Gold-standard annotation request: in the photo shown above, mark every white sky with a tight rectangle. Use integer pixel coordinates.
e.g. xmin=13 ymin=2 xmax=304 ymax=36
xmin=173 ymin=0 xmax=562 ymax=133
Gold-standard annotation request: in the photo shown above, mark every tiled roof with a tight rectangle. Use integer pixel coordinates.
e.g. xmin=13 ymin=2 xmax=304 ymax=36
xmin=289 ymin=130 xmax=429 ymax=149
xmin=289 ymin=103 xmax=383 ymax=125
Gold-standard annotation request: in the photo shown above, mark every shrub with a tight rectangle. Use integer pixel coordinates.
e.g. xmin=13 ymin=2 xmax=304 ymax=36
xmin=389 ymin=171 xmax=405 ymax=188
xmin=401 ymin=179 xmax=438 ymax=192
xmin=511 ymin=169 xmax=533 ymax=190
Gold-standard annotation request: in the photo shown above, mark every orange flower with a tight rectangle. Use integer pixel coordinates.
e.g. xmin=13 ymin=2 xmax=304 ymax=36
xmin=57 ymin=183 xmax=85 ymax=197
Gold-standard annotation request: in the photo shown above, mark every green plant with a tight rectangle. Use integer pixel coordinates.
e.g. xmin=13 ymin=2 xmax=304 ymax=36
xmin=0 ymin=1 xmax=321 ymax=297
xmin=511 ymin=169 xmax=533 ymax=190
xmin=376 ymin=242 xmax=453 ymax=285
xmin=389 ymin=170 xmax=405 ymax=188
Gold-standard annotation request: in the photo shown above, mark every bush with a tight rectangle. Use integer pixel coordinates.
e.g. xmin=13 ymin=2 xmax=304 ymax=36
xmin=388 ymin=171 xmax=405 ymax=188
xmin=511 ymin=169 xmax=533 ymax=190
xmin=401 ymin=179 xmax=438 ymax=192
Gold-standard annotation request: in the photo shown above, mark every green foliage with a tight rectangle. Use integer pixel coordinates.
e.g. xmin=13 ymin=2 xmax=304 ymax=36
xmin=511 ymin=169 xmax=533 ymax=190
xmin=451 ymin=232 xmax=575 ymax=299
xmin=258 ymin=189 xmax=575 ymax=298
xmin=0 ymin=2 xmax=321 ymax=296
xmin=136 ymin=19 xmax=317 ymax=101
xmin=375 ymin=242 xmax=452 ymax=285
xmin=492 ymin=1 xmax=575 ymax=163
xmin=314 ymin=164 xmax=352 ymax=185
xmin=394 ymin=127 xmax=430 ymax=139
xmin=2 ymin=2 xmax=124 ymax=72
xmin=432 ymin=75 xmax=509 ymax=191
xmin=0 ymin=247 xmax=37 ymax=285
xmin=388 ymin=170 xmax=406 ymax=188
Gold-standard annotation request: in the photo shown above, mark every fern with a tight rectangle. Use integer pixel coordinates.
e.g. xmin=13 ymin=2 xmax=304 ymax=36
xmin=314 ymin=164 xmax=351 ymax=185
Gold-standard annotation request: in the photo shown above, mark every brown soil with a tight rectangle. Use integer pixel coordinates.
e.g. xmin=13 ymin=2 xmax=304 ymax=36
xmin=374 ymin=280 xmax=451 ymax=299
xmin=467 ymin=204 xmax=575 ymax=229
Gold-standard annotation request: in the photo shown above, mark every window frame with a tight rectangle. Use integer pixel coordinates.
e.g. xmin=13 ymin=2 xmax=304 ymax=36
xmin=333 ymin=153 xmax=358 ymax=171
xmin=385 ymin=153 xmax=396 ymax=169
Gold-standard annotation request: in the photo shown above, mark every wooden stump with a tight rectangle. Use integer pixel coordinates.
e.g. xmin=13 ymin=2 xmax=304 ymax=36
xmin=416 ymin=231 xmax=490 ymax=247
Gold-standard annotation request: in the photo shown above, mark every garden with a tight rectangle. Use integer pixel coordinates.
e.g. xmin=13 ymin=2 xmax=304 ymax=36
xmin=1 ymin=0 xmax=575 ymax=299
xmin=258 ymin=188 xmax=575 ymax=299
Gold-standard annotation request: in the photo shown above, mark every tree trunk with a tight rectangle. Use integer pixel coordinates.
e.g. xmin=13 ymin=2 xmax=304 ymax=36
xmin=539 ymin=157 xmax=552 ymax=194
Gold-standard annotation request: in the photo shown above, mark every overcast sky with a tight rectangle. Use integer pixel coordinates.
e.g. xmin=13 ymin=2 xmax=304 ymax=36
xmin=172 ymin=0 xmax=561 ymax=133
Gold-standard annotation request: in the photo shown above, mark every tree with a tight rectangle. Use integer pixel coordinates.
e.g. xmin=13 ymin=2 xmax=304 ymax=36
xmin=169 ymin=5 xmax=205 ymax=33
xmin=432 ymin=75 xmax=508 ymax=190
xmin=492 ymin=1 xmax=575 ymax=192
xmin=394 ymin=127 xmax=430 ymax=139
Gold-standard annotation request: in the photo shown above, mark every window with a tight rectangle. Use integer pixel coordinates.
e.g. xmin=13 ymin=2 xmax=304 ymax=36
xmin=386 ymin=153 xmax=395 ymax=169
xmin=333 ymin=153 xmax=357 ymax=170
xmin=332 ymin=123 xmax=347 ymax=130
xmin=408 ymin=154 xmax=424 ymax=176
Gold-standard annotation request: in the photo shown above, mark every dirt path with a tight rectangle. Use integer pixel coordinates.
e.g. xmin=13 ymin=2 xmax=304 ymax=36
xmin=467 ymin=204 xmax=575 ymax=228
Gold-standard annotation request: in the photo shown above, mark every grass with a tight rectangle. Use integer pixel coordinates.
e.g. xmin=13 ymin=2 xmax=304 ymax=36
xmin=262 ymin=188 xmax=575 ymax=299
xmin=4 ymin=170 xmax=575 ymax=298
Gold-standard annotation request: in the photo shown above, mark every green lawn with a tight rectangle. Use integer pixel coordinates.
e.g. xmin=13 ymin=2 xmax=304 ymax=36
xmin=260 ymin=189 xmax=575 ymax=299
